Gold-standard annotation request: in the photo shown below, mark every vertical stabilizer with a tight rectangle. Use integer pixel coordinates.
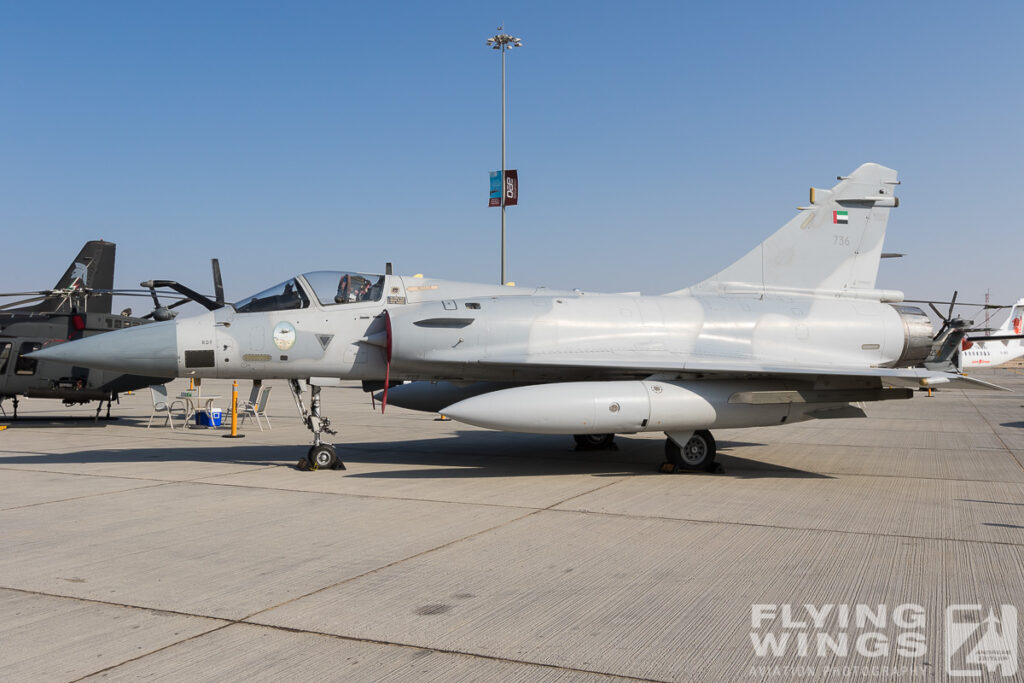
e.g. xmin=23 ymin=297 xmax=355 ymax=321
xmin=27 ymin=240 xmax=117 ymax=314
xmin=996 ymin=299 xmax=1024 ymax=334
xmin=684 ymin=164 xmax=899 ymax=296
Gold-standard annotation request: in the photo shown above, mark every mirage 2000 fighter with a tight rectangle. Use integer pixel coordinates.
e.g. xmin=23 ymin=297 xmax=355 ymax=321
xmin=31 ymin=164 xmax=1001 ymax=471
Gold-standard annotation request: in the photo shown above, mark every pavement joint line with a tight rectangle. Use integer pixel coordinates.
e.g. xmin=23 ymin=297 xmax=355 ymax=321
xmin=963 ymin=391 xmax=1024 ymax=475
xmin=0 ymin=584 xmax=229 ymax=623
xmin=236 ymin=476 xmax=626 ymax=624
xmin=0 ymin=463 xmax=269 ymax=486
xmin=10 ymin=470 xmax=999 ymax=683
xmin=236 ymin=507 xmax=547 ymax=624
xmin=175 ymin=464 xmax=288 ymax=482
xmin=69 ymin=622 xmax=236 ymax=683
xmin=8 ymin=458 xmax=1021 ymax=521
xmin=181 ymin=476 xmax=548 ymax=512
xmin=32 ymin=590 xmax=661 ymax=683
xmin=237 ymin=620 xmax=664 ymax=683
xmin=726 ymin=468 xmax=1024 ymax=485
xmin=0 ymin=481 xmax=174 ymax=512
xmin=747 ymin=439 xmax=1008 ymax=452
xmin=152 ymin=464 xmax=1024 ymax=502
xmin=543 ymin=506 xmax=1024 ymax=548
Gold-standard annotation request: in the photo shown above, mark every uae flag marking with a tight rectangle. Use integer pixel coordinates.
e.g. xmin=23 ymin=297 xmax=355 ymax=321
xmin=833 ymin=210 xmax=849 ymax=224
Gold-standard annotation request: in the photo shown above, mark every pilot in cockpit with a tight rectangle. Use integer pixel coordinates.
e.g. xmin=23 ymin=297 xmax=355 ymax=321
xmin=354 ymin=279 xmax=372 ymax=301
xmin=335 ymin=274 xmax=351 ymax=304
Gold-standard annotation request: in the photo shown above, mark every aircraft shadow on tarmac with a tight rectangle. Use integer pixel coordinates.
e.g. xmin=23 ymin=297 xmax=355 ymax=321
xmin=337 ymin=433 xmax=831 ymax=480
xmin=1000 ymin=421 xmax=1024 ymax=429
xmin=0 ymin=431 xmax=829 ymax=479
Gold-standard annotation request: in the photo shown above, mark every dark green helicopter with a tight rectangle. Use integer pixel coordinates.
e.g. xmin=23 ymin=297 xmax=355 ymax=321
xmin=0 ymin=240 xmax=197 ymax=419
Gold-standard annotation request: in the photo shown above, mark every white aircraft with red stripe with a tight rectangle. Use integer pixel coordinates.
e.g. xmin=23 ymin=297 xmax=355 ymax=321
xmin=961 ymin=299 xmax=1024 ymax=368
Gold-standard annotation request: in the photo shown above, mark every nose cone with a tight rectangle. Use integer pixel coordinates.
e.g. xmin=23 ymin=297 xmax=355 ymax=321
xmin=29 ymin=320 xmax=179 ymax=376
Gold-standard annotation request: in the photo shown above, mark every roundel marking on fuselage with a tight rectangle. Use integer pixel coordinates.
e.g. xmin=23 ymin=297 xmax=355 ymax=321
xmin=273 ymin=321 xmax=296 ymax=351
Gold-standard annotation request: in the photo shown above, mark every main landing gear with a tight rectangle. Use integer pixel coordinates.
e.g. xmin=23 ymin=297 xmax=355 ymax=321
xmin=573 ymin=433 xmax=616 ymax=450
xmin=661 ymin=429 xmax=719 ymax=474
xmin=1 ymin=396 xmax=17 ymax=419
xmin=94 ymin=395 xmax=114 ymax=421
xmin=288 ymin=379 xmax=344 ymax=471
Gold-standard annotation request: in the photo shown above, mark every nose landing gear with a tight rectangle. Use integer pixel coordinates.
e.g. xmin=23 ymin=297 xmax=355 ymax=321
xmin=288 ymin=379 xmax=344 ymax=471
xmin=308 ymin=443 xmax=340 ymax=470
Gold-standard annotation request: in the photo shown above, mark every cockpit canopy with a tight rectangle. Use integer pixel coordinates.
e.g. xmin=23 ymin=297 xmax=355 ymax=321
xmin=302 ymin=271 xmax=385 ymax=306
xmin=232 ymin=271 xmax=385 ymax=313
xmin=233 ymin=278 xmax=309 ymax=313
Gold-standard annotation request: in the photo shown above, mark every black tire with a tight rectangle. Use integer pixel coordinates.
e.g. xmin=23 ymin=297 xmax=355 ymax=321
xmin=664 ymin=430 xmax=717 ymax=471
xmin=573 ymin=433 xmax=616 ymax=449
xmin=308 ymin=444 xmax=338 ymax=470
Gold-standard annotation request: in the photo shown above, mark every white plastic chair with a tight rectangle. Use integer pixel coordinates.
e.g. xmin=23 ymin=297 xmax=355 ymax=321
xmin=239 ymin=385 xmax=273 ymax=431
xmin=148 ymin=385 xmax=186 ymax=429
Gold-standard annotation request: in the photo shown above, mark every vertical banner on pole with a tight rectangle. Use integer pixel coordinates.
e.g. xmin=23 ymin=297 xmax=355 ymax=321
xmin=488 ymin=170 xmax=518 ymax=207
xmin=504 ymin=169 xmax=518 ymax=206
xmin=489 ymin=171 xmax=501 ymax=206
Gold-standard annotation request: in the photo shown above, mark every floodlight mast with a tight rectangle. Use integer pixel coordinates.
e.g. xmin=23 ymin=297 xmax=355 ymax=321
xmin=486 ymin=29 xmax=522 ymax=285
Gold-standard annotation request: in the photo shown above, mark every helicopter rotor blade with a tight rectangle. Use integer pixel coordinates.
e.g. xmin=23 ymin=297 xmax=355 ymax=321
xmin=167 ymin=298 xmax=192 ymax=311
xmin=0 ymin=296 xmax=53 ymax=310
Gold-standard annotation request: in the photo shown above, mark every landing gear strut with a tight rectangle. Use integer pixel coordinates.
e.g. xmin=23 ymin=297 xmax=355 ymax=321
xmin=661 ymin=429 xmax=718 ymax=473
xmin=288 ymin=379 xmax=343 ymax=470
xmin=94 ymin=395 xmax=114 ymax=421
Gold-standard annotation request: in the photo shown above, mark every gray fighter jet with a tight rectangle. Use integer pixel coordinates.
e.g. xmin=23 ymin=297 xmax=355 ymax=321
xmin=31 ymin=164 xmax=1002 ymax=471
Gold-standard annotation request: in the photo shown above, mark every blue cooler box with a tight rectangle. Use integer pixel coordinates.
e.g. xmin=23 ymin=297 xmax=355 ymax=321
xmin=195 ymin=409 xmax=222 ymax=427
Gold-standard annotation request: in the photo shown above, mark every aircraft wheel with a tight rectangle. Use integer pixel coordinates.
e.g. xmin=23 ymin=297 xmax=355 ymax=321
xmin=664 ymin=430 xmax=717 ymax=472
xmin=308 ymin=444 xmax=339 ymax=471
xmin=573 ymin=433 xmax=616 ymax=449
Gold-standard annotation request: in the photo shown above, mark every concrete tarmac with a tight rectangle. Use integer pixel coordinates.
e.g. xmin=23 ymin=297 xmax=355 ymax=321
xmin=1 ymin=370 xmax=1023 ymax=681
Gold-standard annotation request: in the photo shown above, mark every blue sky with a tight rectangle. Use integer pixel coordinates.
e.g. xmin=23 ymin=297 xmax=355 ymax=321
xmin=2 ymin=1 xmax=1022 ymax=324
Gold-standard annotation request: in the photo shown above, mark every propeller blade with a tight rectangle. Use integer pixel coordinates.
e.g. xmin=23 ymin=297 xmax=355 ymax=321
xmin=947 ymin=291 xmax=958 ymax=322
xmin=212 ymin=259 xmax=225 ymax=306
xmin=381 ymin=310 xmax=393 ymax=414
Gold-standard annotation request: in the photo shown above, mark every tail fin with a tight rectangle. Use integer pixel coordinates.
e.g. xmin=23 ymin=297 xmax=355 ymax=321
xmin=26 ymin=240 xmax=117 ymax=314
xmin=685 ymin=163 xmax=900 ymax=297
xmin=997 ymin=299 xmax=1024 ymax=334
